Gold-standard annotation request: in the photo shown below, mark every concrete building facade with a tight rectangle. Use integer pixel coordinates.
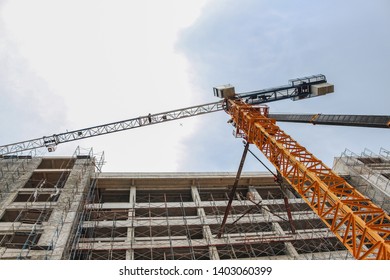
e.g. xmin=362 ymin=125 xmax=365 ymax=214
xmin=71 ymin=171 xmax=354 ymax=260
xmin=0 ymin=150 xmax=362 ymax=260
xmin=0 ymin=152 xmax=95 ymax=260
xmin=333 ymin=148 xmax=390 ymax=213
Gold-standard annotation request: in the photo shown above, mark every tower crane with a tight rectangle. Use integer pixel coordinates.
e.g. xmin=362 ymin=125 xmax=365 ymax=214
xmin=1 ymin=74 xmax=389 ymax=259
xmin=216 ymin=84 xmax=390 ymax=260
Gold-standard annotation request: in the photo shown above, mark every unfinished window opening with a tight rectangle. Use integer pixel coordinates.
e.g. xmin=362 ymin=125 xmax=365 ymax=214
xmin=203 ymin=205 xmax=262 ymax=216
xmin=13 ymin=192 xmax=59 ymax=202
xmin=250 ymin=242 xmax=287 ymax=257
xmin=266 ymin=202 xmax=312 ymax=213
xmin=0 ymin=232 xmax=42 ymax=249
xmin=256 ymin=187 xmax=285 ymax=199
xmin=136 ymin=189 xmax=192 ymax=203
xmin=86 ymin=209 xmax=129 ymax=221
xmin=209 ymin=222 xmax=273 ymax=235
xmin=96 ymin=189 xmax=130 ymax=203
xmin=357 ymin=157 xmax=383 ymax=164
xmin=69 ymin=250 xmax=89 ymax=260
xmin=133 ymin=246 xmax=210 ymax=260
xmin=279 ymin=218 xmax=327 ymax=231
xmin=169 ymin=247 xmax=209 ymax=260
xmin=80 ymin=227 xmax=127 ymax=240
xmin=135 ymin=207 xmax=198 ymax=217
xmin=134 ymin=225 xmax=203 ymax=239
xmin=217 ymin=242 xmax=286 ymax=259
xmin=37 ymin=158 xmax=75 ymax=169
xmin=90 ymin=250 xmax=126 ymax=260
xmin=291 ymin=237 xmax=346 ymax=254
xmin=71 ymin=250 xmax=126 ymax=260
xmin=23 ymin=171 xmax=69 ymax=188
xmin=198 ymin=187 xmax=249 ymax=201
xmin=0 ymin=209 xmax=52 ymax=224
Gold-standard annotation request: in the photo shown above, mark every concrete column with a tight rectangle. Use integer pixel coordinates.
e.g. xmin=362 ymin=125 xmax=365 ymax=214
xmin=191 ymin=186 xmax=219 ymax=260
xmin=37 ymin=159 xmax=94 ymax=259
xmin=0 ymin=158 xmax=42 ymax=218
xmin=249 ymin=186 xmax=299 ymax=259
xmin=126 ymin=186 xmax=136 ymax=260
xmin=0 ymin=158 xmax=43 ymax=259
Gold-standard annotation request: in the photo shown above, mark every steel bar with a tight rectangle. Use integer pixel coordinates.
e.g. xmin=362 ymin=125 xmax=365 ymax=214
xmin=217 ymin=142 xmax=250 ymax=238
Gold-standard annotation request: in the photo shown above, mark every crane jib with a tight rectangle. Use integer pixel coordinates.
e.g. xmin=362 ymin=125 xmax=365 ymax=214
xmin=0 ymin=74 xmax=388 ymax=156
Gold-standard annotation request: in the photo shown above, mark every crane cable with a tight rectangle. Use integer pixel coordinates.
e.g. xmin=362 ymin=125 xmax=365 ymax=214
xmin=247 ymin=145 xmax=296 ymax=233
xmin=247 ymin=147 xmax=276 ymax=177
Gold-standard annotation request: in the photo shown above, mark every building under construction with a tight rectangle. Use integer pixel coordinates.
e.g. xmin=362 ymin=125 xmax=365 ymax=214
xmin=0 ymin=147 xmax=389 ymax=260
xmin=0 ymin=75 xmax=389 ymax=260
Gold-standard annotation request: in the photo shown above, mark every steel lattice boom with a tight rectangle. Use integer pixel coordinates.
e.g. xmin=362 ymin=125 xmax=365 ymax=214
xmin=0 ymin=74 xmax=328 ymax=155
xmin=0 ymin=74 xmax=388 ymax=157
xmin=226 ymin=99 xmax=390 ymax=259
xmin=0 ymin=101 xmax=224 ymax=155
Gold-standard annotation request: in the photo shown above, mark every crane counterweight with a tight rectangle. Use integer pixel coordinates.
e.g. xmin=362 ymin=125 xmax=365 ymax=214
xmin=213 ymin=84 xmax=235 ymax=99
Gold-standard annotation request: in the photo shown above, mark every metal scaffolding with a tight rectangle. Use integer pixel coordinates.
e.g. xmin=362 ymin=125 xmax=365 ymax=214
xmin=0 ymin=147 xmax=102 ymax=260
xmin=68 ymin=172 xmax=353 ymax=260
xmin=2 ymin=153 xmax=371 ymax=260
xmin=334 ymin=148 xmax=390 ymax=213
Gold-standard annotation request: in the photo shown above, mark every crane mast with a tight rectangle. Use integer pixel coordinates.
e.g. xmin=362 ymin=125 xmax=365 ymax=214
xmin=224 ymin=99 xmax=390 ymax=259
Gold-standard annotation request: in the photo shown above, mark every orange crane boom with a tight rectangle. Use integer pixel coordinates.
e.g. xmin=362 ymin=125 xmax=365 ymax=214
xmin=225 ymin=99 xmax=390 ymax=259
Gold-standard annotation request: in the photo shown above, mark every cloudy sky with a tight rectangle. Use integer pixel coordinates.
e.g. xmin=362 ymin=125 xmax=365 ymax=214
xmin=0 ymin=0 xmax=389 ymax=173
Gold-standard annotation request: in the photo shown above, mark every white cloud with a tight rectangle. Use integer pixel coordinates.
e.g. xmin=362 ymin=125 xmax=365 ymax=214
xmin=0 ymin=0 xmax=209 ymax=171
xmin=3 ymin=0 xmax=388 ymax=173
xmin=176 ymin=0 xmax=390 ymax=171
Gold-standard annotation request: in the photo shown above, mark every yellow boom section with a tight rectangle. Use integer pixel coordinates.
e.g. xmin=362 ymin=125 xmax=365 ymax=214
xmin=227 ymin=99 xmax=390 ymax=259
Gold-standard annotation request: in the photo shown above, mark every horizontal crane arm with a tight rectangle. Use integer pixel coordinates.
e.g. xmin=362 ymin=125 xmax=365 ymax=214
xmin=0 ymin=101 xmax=224 ymax=155
xmin=1 ymin=110 xmax=388 ymax=156
xmin=1 ymin=74 xmax=328 ymax=155
xmin=269 ymin=113 xmax=390 ymax=128
xmin=2 ymin=74 xmax=386 ymax=156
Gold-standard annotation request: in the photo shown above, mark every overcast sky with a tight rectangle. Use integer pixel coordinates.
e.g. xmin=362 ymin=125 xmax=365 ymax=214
xmin=0 ymin=0 xmax=389 ymax=173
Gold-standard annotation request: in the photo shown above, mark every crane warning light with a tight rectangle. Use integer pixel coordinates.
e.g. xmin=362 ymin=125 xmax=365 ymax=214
xmin=213 ymin=84 xmax=235 ymax=99
xmin=47 ymin=145 xmax=57 ymax=152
